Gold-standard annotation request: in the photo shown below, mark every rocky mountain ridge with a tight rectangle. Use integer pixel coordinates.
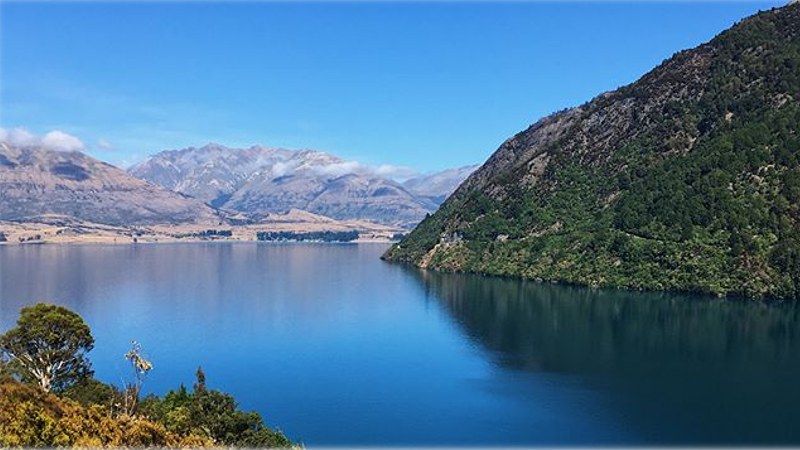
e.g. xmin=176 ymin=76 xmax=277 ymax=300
xmin=0 ymin=143 xmax=221 ymax=226
xmin=130 ymin=144 xmax=475 ymax=227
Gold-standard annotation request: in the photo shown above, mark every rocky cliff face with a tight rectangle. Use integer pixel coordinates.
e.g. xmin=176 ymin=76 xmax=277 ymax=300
xmin=130 ymin=144 xmax=469 ymax=227
xmin=0 ymin=143 xmax=220 ymax=225
xmin=129 ymin=144 xmax=331 ymax=207
xmin=385 ymin=4 xmax=800 ymax=299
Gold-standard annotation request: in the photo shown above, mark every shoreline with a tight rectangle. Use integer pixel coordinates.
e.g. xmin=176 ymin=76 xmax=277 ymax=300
xmin=0 ymin=237 xmax=398 ymax=246
xmin=0 ymin=218 xmax=404 ymax=246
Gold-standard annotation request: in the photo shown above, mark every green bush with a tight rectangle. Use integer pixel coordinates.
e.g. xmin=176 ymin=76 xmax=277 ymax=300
xmin=140 ymin=368 xmax=292 ymax=448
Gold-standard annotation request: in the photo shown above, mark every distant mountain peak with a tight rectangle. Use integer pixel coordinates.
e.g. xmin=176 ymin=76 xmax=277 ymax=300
xmin=129 ymin=145 xmax=475 ymax=227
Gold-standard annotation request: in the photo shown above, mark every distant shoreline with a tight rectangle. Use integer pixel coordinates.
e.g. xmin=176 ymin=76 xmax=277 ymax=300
xmin=0 ymin=218 xmax=403 ymax=246
xmin=0 ymin=237 xmax=398 ymax=246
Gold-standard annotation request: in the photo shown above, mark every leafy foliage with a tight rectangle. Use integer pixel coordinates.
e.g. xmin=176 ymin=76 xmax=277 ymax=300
xmin=139 ymin=369 xmax=293 ymax=448
xmin=0 ymin=377 xmax=211 ymax=448
xmin=61 ymin=377 xmax=122 ymax=408
xmin=0 ymin=303 xmax=94 ymax=392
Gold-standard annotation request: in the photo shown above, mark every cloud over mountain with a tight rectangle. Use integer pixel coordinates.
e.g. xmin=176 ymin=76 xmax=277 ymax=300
xmin=0 ymin=128 xmax=86 ymax=152
xmin=129 ymin=143 xmax=472 ymax=227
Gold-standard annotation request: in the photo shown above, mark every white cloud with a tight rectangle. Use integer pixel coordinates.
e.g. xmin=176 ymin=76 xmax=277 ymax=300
xmin=0 ymin=127 xmax=85 ymax=152
xmin=41 ymin=130 xmax=86 ymax=152
xmin=96 ymin=138 xmax=114 ymax=150
xmin=272 ymin=160 xmax=298 ymax=177
xmin=268 ymin=157 xmax=415 ymax=181
xmin=0 ymin=127 xmax=39 ymax=147
xmin=312 ymin=160 xmax=361 ymax=177
xmin=301 ymin=159 xmax=417 ymax=181
xmin=373 ymin=164 xmax=417 ymax=180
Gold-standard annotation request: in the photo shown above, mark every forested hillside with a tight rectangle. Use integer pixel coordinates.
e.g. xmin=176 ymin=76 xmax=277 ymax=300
xmin=385 ymin=3 xmax=800 ymax=299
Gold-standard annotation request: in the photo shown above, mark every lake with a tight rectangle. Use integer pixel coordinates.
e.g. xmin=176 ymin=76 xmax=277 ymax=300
xmin=1 ymin=243 xmax=799 ymax=446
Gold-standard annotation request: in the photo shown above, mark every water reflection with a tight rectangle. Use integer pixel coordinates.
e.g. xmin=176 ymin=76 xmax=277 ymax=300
xmin=0 ymin=243 xmax=368 ymax=328
xmin=2 ymin=243 xmax=800 ymax=445
xmin=412 ymin=268 xmax=800 ymax=444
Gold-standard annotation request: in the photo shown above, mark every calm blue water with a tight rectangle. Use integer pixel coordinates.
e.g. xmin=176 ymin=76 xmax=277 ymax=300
xmin=1 ymin=243 xmax=800 ymax=446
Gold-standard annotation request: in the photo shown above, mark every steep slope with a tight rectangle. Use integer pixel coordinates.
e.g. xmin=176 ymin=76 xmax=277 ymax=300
xmin=385 ymin=3 xmax=800 ymax=299
xmin=131 ymin=144 xmax=438 ymax=226
xmin=402 ymin=165 xmax=480 ymax=205
xmin=0 ymin=143 xmax=220 ymax=225
xmin=128 ymin=144 xmax=299 ymax=207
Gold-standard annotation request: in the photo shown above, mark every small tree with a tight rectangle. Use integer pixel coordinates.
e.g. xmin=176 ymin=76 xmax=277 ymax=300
xmin=122 ymin=340 xmax=153 ymax=415
xmin=0 ymin=303 xmax=94 ymax=392
xmin=193 ymin=366 xmax=206 ymax=394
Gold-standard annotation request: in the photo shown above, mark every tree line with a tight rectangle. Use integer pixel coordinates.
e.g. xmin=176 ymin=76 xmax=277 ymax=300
xmin=256 ymin=230 xmax=358 ymax=242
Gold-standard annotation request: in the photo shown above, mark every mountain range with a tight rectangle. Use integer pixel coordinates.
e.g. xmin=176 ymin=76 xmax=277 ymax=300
xmin=0 ymin=141 xmax=475 ymax=229
xmin=129 ymin=144 xmax=476 ymax=227
xmin=385 ymin=3 xmax=800 ymax=299
xmin=0 ymin=143 xmax=220 ymax=226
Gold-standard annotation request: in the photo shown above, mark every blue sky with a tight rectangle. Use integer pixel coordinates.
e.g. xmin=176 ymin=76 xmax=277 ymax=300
xmin=0 ymin=1 xmax=785 ymax=172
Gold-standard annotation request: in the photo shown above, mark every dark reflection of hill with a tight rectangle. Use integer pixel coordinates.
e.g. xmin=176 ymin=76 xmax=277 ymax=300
xmin=410 ymin=268 xmax=800 ymax=444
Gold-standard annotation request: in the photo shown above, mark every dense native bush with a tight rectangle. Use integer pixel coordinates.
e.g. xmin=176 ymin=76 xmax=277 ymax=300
xmin=0 ymin=378 xmax=211 ymax=448
xmin=0 ymin=304 xmax=294 ymax=448
xmin=139 ymin=368 xmax=292 ymax=448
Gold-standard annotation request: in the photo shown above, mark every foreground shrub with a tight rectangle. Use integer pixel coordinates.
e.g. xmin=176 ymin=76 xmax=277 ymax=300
xmin=0 ymin=377 xmax=212 ymax=447
xmin=139 ymin=368 xmax=292 ymax=448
